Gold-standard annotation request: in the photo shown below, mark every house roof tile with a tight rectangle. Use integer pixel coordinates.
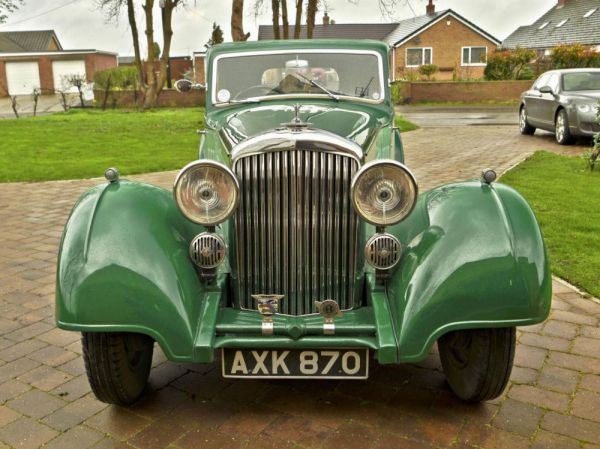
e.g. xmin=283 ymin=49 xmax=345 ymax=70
xmin=503 ymin=0 xmax=600 ymax=49
xmin=0 ymin=30 xmax=62 ymax=53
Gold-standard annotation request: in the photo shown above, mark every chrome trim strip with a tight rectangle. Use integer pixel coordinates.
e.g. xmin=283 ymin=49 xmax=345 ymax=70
xmin=211 ymin=49 xmax=386 ymax=106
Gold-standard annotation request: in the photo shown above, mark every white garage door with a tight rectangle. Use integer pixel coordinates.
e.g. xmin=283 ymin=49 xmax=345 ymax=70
xmin=5 ymin=61 xmax=41 ymax=96
xmin=53 ymin=60 xmax=87 ymax=93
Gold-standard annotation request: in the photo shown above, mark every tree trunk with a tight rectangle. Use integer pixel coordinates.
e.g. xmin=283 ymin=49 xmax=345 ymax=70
xmin=126 ymin=0 xmax=147 ymax=100
xmin=143 ymin=0 xmax=156 ymax=109
xmin=306 ymin=0 xmax=317 ymax=39
xmin=293 ymin=0 xmax=302 ymax=39
xmin=157 ymin=0 xmax=176 ymax=103
xmin=231 ymin=0 xmax=249 ymax=41
xmin=271 ymin=0 xmax=280 ymax=39
xmin=281 ymin=0 xmax=289 ymax=39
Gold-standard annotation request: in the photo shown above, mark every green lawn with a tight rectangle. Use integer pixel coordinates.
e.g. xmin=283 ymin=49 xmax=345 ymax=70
xmin=395 ymin=115 xmax=419 ymax=132
xmin=0 ymin=108 xmax=203 ymax=182
xmin=502 ymin=151 xmax=600 ymax=297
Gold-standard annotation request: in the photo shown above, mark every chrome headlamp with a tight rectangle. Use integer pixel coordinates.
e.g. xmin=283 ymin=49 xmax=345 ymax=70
xmin=174 ymin=160 xmax=239 ymax=226
xmin=351 ymin=160 xmax=418 ymax=226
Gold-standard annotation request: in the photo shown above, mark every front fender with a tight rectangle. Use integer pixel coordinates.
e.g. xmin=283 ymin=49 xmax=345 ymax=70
xmin=56 ymin=180 xmax=207 ymax=360
xmin=386 ymin=181 xmax=551 ymax=362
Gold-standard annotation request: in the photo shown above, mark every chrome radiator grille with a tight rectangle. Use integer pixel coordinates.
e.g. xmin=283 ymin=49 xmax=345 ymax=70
xmin=233 ymin=149 xmax=360 ymax=315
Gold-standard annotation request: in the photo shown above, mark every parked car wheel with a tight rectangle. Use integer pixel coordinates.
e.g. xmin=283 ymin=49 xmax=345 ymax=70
xmin=555 ymin=109 xmax=574 ymax=145
xmin=519 ymin=106 xmax=536 ymax=135
xmin=438 ymin=327 xmax=515 ymax=402
xmin=82 ymin=332 xmax=154 ymax=405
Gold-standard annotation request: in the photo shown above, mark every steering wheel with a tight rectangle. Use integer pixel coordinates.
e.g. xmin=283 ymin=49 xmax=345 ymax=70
xmin=233 ymin=85 xmax=278 ymax=101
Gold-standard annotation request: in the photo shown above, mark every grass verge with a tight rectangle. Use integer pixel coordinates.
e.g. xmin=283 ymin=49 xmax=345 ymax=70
xmin=502 ymin=151 xmax=600 ymax=297
xmin=395 ymin=115 xmax=419 ymax=132
xmin=0 ymin=108 xmax=203 ymax=182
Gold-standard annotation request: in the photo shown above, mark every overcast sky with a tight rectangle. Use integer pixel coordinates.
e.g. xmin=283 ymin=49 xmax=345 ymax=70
xmin=0 ymin=0 xmax=557 ymax=55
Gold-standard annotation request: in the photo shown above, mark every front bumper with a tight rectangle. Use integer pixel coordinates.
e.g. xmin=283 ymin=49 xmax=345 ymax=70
xmin=572 ymin=110 xmax=600 ymax=136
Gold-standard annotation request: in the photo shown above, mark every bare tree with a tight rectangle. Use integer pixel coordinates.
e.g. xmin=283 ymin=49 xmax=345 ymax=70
xmin=10 ymin=95 xmax=19 ymax=118
xmin=98 ymin=0 xmax=183 ymax=108
xmin=231 ymin=0 xmax=250 ymax=41
xmin=271 ymin=0 xmax=280 ymax=39
xmin=65 ymin=74 xmax=88 ymax=108
xmin=31 ymin=87 xmax=40 ymax=116
xmin=281 ymin=0 xmax=289 ymax=39
xmin=0 ymin=0 xmax=23 ymax=23
xmin=306 ymin=0 xmax=318 ymax=39
xmin=293 ymin=0 xmax=302 ymax=39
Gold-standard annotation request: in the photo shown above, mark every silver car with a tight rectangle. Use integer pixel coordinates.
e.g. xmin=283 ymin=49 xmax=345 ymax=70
xmin=519 ymin=68 xmax=600 ymax=145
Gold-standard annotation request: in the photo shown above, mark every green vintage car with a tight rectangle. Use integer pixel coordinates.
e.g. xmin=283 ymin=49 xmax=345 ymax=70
xmin=56 ymin=39 xmax=551 ymax=405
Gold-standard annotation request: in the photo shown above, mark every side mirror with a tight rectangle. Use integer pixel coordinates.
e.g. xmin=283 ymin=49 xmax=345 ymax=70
xmin=175 ymin=79 xmax=193 ymax=93
xmin=539 ymin=85 xmax=554 ymax=94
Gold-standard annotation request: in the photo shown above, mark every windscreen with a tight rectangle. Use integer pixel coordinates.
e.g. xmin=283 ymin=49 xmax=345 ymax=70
xmin=563 ymin=72 xmax=600 ymax=92
xmin=213 ymin=51 xmax=383 ymax=103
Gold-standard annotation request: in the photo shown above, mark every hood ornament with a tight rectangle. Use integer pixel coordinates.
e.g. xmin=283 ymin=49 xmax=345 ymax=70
xmin=315 ymin=300 xmax=343 ymax=335
xmin=281 ymin=104 xmax=311 ymax=131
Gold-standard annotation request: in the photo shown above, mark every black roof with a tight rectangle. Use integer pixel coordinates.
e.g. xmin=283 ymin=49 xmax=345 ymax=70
xmin=503 ymin=0 xmax=600 ymax=49
xmin=0 ymin=30 xmax=62 ymax=53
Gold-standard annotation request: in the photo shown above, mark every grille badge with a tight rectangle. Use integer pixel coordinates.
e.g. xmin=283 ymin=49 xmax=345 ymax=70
xmin=315 ymin=300 xmax=343 ymax=335
xmin=253 ymin=295 xmax=284 ymax=336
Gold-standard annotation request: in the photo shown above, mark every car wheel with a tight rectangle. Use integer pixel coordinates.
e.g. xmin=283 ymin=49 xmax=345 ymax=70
xmin=519 ymin=106 xmax=536 ymax=135
xmin=82 ymin=332 xmax=154 ymax=405
xmin=438 ymin=327 xmax=515 ymax=402
xmin=555 ymin=109 xmax=574 ymax=145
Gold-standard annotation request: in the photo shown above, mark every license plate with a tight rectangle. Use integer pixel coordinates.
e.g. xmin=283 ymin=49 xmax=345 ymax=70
xmin=222 ymin=348 xmax=369 ymax=379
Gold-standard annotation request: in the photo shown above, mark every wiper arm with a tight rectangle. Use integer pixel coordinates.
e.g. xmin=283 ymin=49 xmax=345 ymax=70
xmin=292 ymin=72 xmax=340 ymax=101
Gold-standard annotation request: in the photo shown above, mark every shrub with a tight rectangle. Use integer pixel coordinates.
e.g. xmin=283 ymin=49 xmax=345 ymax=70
xmin=93 ymin=66 xmax=138 ymax=91
xmin=591 ymin=100 xmax=600 ymax=171
xmin=418 ymin=64 xmax=439 ymax=81
xmin=484 ymin=47 xmax=536 ymax=80
xmin=551 ymin=44 xmax=600 ymax=69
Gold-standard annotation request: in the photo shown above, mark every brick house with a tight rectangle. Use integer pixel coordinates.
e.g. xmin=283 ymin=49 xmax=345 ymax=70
xmin=256 ymin=1 xmax=500 ymax=81
xmin=0 ymin=30 xmax=117 ymax=97
xmin=503 ymin=0 xmax=600 ymax=56
xmin=193 ymin=51 xmax=206 ymax=85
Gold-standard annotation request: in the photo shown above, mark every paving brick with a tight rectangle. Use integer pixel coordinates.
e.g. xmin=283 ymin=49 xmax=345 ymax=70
xmin=0 ymin=379 xmax=30 ymax=403
xmin=459 ymin=422 xmax=530 ymax=449
xmin=17 ymin=364 xmax=73 ymax=391
xmin=0 ymin=357 xmax=40 ymax=383
xmin=542 ymin=411 xmax=600 ymax=445
xmin=36 ymin=327 xmax=81 ymax=347
xmin=27 ymin=344 xmax=79 ymax=367
xmin=0 ymin=416 xmax=59 ymax=449
xmin=492 ymin=398 xmax=543 ymax=436
xmin=6 ymin=389 xmax=66 ymax=419
xmin=43 ymin=394 xmax=107 ymax=431
xmin=263 ymin=414 xmax=334 ymax=448
xmin=537 ymin=365 xmax=579 ymax=394
xmin=572 ymin=390 xmax=600 ymax=423
xmin=85 ymin=406 xmax=151 ymax=440
xmin=572 ymin=336 xmax=600 ymax=359
xmin=0 ymin=405 xmax=20 ymax=427
xmin=520 ymin=333 xmax=571 ymax=352
xmin=508 ymin=384 xmax=570 ymax=412
xmin=551 ymin=310 xmax=597 ymax=326
xmin=582 ymin=326 xmax=600 ymax=340
xmin=3 ymin=321 xmax=53 ymax=342
xmin=581 ymin=374 xmax=600 ymax=393
xmin=50 ymin=374 xmax=91 ymax=402
xmin=532 ymin=430 xmax=581 ymax=449
xmin=57 ymin=356 xmax=86 ymax=376
xmin=218 ymin=405 xmax=279 ymax=439
xmin=548 ymin=351 xmax=600 ymax=374
xmin=514 ymin=344 xmax=547 ymax=370
xmin=43 ymin=425 xmax=105 ymax=449
xmin=323 ymin=422 xmax=382 ymax=449
xmin=176 ymin=428 xmax=247 ymax=449
xmin=127 ymin=416 xmax=189 ymax=449
xmin=542 ymin=320 xmax=578 ymax=339
xmin=510 ymin=366 xmax=538 ymax=385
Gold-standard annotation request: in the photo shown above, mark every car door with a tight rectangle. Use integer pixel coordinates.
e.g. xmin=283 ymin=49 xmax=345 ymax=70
xmin=538 ymin=73 xmax=561 ymax=127
xmin=525 ymin=73 xmax=550 ymax=127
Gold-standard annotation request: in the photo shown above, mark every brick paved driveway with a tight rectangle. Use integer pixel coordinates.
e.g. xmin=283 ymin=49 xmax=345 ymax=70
xmin=0 ymin=126 xmax=598 ymax=449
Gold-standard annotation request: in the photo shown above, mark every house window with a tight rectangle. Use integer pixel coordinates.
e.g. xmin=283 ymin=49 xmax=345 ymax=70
xmin=584 ymin=8 xmax=597 ymax=18
xmin=462 ymin=46 xmax=487 ymax=66
xmin=556 ymin=19 xmax=568 ymax=28
xmin=406 ymin=48 xmax=432 ymax=67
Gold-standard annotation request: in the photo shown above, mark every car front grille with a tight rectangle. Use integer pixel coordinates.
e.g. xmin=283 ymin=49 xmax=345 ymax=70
xmin=233 ymin=149 xmax=360 ymax=315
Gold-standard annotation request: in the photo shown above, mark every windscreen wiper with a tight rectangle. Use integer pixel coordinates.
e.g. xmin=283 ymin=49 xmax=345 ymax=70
xmin=292 ymin=72 xmax=340 ymax=101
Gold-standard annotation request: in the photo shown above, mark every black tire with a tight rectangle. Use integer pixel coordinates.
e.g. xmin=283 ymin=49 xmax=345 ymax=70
xmin=82 ymin=332 xmax=154 ymax=405
xmin=438 ymin=327 xmax=515 ymax=402
xmin=555 ymin=109 xmax=574 ymax=145
xmin=519 ymin=105 xmax=536 ymax=135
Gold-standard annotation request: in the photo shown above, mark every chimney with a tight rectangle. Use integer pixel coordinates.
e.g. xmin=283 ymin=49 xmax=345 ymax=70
xmin=557 ymin=0 xmax=568 ymax=7
xmin=323 ymin=12 xmax=330 ymax=25
xmin=426 ymin=0 xmax=435 ymax=16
